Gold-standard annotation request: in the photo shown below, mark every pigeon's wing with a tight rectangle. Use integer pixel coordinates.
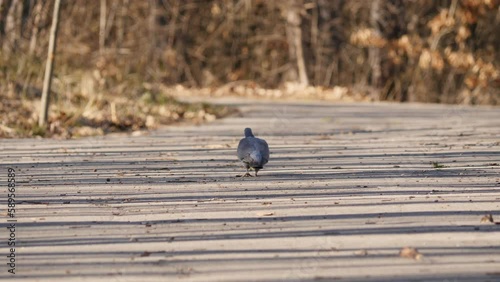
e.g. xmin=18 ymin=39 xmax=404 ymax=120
xmin=257 ymin=138 xmax=270 ymax=165
xmin=237 ymin=138 xmax=255 ymax=163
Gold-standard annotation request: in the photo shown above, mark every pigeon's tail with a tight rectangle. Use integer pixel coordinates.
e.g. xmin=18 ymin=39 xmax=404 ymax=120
xmin=249 ymin=151 xmax=263 ymax=167
xmin=244 ymin=128 xmax=254 ymax=138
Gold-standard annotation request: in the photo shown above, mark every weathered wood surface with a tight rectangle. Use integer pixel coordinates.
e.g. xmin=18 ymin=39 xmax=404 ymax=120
xmin=2 ymin=100 xmax=500 ymax=281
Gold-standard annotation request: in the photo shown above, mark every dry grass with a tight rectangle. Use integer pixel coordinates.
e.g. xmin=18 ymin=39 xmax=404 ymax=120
xmin=0 ymin=82 xmax=236 ymax=139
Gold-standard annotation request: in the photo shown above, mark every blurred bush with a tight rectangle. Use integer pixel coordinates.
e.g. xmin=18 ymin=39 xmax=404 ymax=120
xmin=1 ymin=0 xmax=498 ymax=104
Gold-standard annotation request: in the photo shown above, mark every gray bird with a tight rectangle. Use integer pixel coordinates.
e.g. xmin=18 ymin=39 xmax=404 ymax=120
xmin=237 ymin=128 xmax=269 ymax=177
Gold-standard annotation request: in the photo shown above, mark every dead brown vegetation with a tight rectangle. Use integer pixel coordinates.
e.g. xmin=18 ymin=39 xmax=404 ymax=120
xmin=1 ymin=0 xmax=499 ymax=137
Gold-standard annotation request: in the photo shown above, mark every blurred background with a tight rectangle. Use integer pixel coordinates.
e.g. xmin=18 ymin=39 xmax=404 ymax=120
xmin=1 ymin=0 xmax=499 ymax=138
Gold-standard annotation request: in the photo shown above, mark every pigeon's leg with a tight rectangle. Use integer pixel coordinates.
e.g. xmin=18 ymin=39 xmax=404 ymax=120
xmin=243 ymin=165 xmax=253 ymax=177
xmin=254 ymin=168 xmax=260 ymax=177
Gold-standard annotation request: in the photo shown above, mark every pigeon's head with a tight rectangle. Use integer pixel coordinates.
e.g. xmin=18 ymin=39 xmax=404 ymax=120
xmin=244 ymin=128 xmax=254 ymax=138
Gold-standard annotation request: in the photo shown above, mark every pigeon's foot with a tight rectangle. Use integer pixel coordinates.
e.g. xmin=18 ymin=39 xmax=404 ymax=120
xmin=236 ymin=172 xmax=254 ymax=178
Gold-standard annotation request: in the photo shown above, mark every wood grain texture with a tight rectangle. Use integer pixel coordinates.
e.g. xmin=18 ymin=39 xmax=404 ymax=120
xmin=1 ymin=99 xmax=499 ymax=281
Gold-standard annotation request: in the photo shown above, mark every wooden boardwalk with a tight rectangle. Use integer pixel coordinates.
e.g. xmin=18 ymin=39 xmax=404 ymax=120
xmin=2 ymin=100 xmax=500 ymax=281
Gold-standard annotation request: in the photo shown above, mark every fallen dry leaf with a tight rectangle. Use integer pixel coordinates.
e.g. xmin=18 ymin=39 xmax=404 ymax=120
xmin=480 ymin=214 xmax=494 ymax=223
xmin=258 ymin=212 xmax=275 ymax=216
xmin=354 ymin=249 xmax=368 ymax=256
xmin=399 ymin=247 xmax=423 ymax=260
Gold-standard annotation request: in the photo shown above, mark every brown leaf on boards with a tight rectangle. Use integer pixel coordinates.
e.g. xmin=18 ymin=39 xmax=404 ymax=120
xmin=399 ymin=247 xmax=423 ymax=260
xmin=354 ymin=249 xmax=368 ymax=256
xmin=480 ymin=214 xmax=494 ymax=223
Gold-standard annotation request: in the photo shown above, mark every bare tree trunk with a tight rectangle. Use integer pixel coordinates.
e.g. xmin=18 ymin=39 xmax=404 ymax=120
xmin=105 ymin=1 xmax=117 ymax=41
xmin=39 ymin=0 xmax=62 ymax=127
xmin=311 ymin=1 xmax=320 ymax=85
xmin=99 ymin=0 xmax=106 ymax=54
xmin=368 ymin=0 xmax=382 ymax=88
xmin=0 ymin=0 xmax=12 ymax=47
xmin=117 ymin=0 xmax=128 ymax=48
xmin=284 ymin=0 xmax=309 ymax=86
xmin=148 ymin=0 xmax=156 ymax=62
xmin=167 ymin=0 xmax=179 ymax=50
xmin=318 ymin=0 xmax=338 ymax=87
xmin=28 ymin=0 xmax=44 ymax=56
xmin=2 ymin=0 xmax=17 ymax=55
